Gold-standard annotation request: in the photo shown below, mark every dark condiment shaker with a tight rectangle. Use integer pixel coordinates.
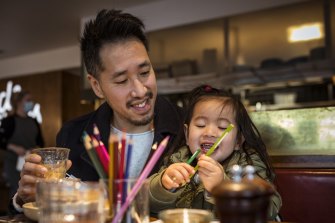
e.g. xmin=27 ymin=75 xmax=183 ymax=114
xmin=212 ymin=165 xmax=274 ymax=223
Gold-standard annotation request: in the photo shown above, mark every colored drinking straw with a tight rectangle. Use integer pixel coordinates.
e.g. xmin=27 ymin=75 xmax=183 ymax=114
xmin=92 ymin=124 xmax=111 ymax=175
xmin=112 ymin=136 xmax=170 ymax=223
xmin=91 ymin=136 xmax=109 ymax=174
xmin=108 ymin=134 xmax=119 ymax=217
xmin=82 ymin=131 xmax=107 ymax=179
xmin=117 ymin=132 xmax=126 ymax=206
xmin=187 ymin=148 xmax=201 ymax=164
xmin=169 ymin=148 xmax=201 ymax=193
xmin=122 ymin=138 xmax=133 ymax=204
xmin=92 ymin=123 xmax=109 ymax=173
xmin=112 ymin=137 xmax=119 ymax=206
xmin=119 ymin=132 xmax=126 ymax=179
xmin=93 ymin=123 xmax=102 ymax=141
xmin=124 ymin=138 xmax=133 ymax=179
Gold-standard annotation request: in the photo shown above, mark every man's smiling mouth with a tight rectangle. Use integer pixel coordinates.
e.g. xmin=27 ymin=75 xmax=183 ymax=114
xmin=133 ymin=100 xmax=146 ymax=108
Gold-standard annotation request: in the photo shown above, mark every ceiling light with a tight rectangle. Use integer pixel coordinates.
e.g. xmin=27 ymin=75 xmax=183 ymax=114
xmin=287 ymin=23 xmax=323 ymax=43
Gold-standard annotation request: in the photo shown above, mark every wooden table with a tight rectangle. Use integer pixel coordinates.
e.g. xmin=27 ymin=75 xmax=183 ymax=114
xmin=0 ymin=214 xmax=35 ymax=222
xmin=0 ymin=214 xmax=293 ymax=223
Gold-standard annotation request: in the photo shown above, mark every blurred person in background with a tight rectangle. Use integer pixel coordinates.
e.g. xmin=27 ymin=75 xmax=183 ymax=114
xmin=0 ymin=91 xmax=44 ymax=198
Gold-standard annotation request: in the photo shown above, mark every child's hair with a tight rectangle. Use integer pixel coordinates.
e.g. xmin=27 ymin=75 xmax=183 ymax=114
xmin=171 ymin=84 xmax=274 ymax=180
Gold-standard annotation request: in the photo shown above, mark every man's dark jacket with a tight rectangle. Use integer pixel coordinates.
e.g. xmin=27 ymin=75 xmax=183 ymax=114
xmin=56 ymin=95 xmax=184 ymax=181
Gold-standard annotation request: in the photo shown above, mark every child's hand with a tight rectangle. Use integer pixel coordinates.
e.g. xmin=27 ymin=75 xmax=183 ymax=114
xmin=197 ymin=154 xmax=224 ymax=192
xmin=162 ymin=163 xmax=195 ymax=190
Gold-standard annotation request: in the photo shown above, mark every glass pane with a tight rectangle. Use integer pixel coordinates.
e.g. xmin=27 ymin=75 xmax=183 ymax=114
xmin=251 ymin=106 xmax=335 ymax=155
xmin=147 ymin=18 xmax=225 ymax=78
xmin=229 ymin=1 xmax=324 ymax=69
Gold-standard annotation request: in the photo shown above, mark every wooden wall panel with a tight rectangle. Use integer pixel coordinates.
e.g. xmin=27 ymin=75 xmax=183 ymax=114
xmin=61 ymin=72 xmax=94 ymax=124
xmin=0 ymin=71 xmax=94 ymax=147
xmin=0 ymin=71 xmax=62 ymax=147
xmin=0 ymin=71 xmax=95 ymax=212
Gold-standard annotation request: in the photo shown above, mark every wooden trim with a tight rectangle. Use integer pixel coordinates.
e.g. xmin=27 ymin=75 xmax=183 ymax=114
xmin=270 ymin=155 xmax=335 ymax=168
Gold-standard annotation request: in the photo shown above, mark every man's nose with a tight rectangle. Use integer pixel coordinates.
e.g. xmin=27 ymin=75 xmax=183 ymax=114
xmin=131 ymin=79 xmax=147 ymax=98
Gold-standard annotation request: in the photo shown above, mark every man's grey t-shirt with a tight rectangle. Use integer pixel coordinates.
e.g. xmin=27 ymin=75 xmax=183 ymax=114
xmin=111 ymin=126 xmax=154 ymax=178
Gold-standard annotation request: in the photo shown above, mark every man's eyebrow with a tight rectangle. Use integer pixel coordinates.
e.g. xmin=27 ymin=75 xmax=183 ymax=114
xmin=112 ymin=61 xmax=151 ymax=77
xmin=113 ymin=70 xmax=127 ymax=78
xmin=139 ymin=61 xmax=151 ymax=68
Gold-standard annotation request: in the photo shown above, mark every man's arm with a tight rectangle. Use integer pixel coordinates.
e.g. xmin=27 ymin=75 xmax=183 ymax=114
xmin=8 ymin=154 xmax=47 ymax=213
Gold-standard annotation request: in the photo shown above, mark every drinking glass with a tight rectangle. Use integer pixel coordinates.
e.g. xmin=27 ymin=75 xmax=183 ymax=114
xmin=101 ymin=178 xmax=150 ymax=223
xmin=32 ymin=147 xmax=69 ymax=179
xmin=36 ymin=179 xmax=105 ymax=223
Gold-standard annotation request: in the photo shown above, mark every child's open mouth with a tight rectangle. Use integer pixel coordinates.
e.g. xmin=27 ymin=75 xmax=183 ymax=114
xmin=200 ymin=143 xmax=215 ymax=154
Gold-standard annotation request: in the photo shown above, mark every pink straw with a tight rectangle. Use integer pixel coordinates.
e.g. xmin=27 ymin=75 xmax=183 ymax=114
xmin=111 ymin=136 xmax=170 ymax=223
xmin=95 ymin=139 xmax=110 ymax=174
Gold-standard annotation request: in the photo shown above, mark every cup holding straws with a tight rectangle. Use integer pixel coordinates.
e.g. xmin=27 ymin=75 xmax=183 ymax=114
xmin=101 ymin=178 xmax=150 ymax=223
xmin=83 ymin=124 xmax=170 ymax=223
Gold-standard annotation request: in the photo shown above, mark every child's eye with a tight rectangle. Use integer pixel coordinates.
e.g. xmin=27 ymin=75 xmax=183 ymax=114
xmin=219 ymin=127 xmax=227 ymax=130
xmin=140 ymin=71 xmax=150 ymax=76
xmin=115 ymin=79 xmax=128 ymax=84
xmin=195 ymin=124 xmax=205 ymax=128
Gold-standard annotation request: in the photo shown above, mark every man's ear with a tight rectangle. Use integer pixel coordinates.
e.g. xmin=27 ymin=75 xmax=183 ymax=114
xmin=184 ymin=124 xmax=189 ymax=145
xmin=87 ymin=74 xmax=104 ymax=99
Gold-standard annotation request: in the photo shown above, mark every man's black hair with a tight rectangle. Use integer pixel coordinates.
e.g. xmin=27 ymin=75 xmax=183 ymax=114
xmin=81 ymin=9 xmax=148 ymax=77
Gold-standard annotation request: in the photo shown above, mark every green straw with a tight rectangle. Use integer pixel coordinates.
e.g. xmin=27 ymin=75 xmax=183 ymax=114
xmin=192 ymin=123 xmax=234 ymax=174
xmin=169 ymin=148 xmax=202 ymax=193
xmin=187 ymin=148 xmax=201 ymax=164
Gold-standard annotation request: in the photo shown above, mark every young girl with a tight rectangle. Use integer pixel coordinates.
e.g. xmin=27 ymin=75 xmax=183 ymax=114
xmin=149 ymin=85 xmax=281 ymax=220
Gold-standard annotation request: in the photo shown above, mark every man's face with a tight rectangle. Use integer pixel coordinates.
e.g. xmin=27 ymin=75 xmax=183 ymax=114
xmin=88 ymin=39 xmax=157 ymax=132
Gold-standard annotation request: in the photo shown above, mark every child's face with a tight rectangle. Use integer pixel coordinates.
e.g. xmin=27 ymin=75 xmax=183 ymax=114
xmin=185 ymin=98 xmax=239 ymax=162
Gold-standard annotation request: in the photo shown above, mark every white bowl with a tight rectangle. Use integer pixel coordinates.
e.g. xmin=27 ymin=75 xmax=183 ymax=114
xmin=22 ymin=202 xmax=39 ymax=221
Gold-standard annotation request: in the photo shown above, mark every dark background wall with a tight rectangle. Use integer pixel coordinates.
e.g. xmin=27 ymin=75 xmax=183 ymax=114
xmin=0 ymin=72 xmax=94 ymax=214
xmin=0 ymin=71 xmax=93 ymax=147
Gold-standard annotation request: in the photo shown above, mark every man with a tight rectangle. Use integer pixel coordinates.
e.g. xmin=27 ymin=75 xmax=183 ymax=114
xmin=11 ymin=9 xmax=183 ymax=212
